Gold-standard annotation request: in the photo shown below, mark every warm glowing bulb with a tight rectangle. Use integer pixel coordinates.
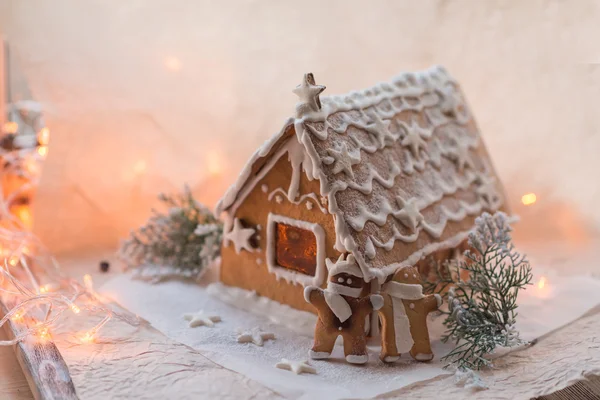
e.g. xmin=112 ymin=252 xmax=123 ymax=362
xmin=207 ymin=152 xmax=222 ymax=176
xmin=11 ymin=311 xmax=23 ymax=322
xmin=70 ymin=304 xmax=81 ymax=314
xmin=537 ymin=276 xmax=546 ymax=289
xmin=37 ymin=327 xmax=50 ymax=342
xmin=38 ymin=127 xmax=50 ymax=146
xmin=3 ymin=121 xmax=18 ymax=134
xmin=39 ymin=286 xmax=47 ymax=293
xmin=37 ymin=146 xmax=48 ymax=157
xmin=83 ymin=274 xmax=93 ymax=290
xmin=8 ymin=256 xmax=18 ymax=267
xmin=80 ymin=332 xmax=95 ymax=344
xmin=164 ymin=56 xmax=182 ymax=71
xmin=133 ymin=159 xmax=147 ymax=175
xmin=521 ymin=193 xmax=537 ymax=206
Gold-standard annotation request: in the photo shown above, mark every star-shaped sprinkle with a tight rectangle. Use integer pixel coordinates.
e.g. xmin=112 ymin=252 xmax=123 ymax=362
xmin=401 ymin=128 xmax=428 ymax=158
xmin=237 ymin=328 xmax=275 ymax=346
xmin=183 ymin=311 xmax=222 ymax=328
xmin=448 ymin=141 xmax=474 ymax=172
xmin=224 ymin=218 xmax=256 ymax=254
xmin=275 ymin=359 xmax=317 ymax=375
xmin=368 ymin=113 xmax=395 ymax=148
xmin=293 ymin=73 xmax=326 ymax=114
xmin=327 ymin=142 xmax=360 ymax=179
xmin=395 ymin=197 xmax=424 ymax=232
xmin=475 ymin=174 xmax=499 ymax=208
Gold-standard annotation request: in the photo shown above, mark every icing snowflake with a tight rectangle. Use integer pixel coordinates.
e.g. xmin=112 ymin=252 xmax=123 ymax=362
xmin=293 ymin=73 xmax=326 ymax=114
xmin=401 ymin=128 xmax=428 ymax=158
xmin=448 ymin=141 xmax=474 ymax=172
xmin=395 ymin=197 xmax=424 ymax=232
xmin=224 ymin=218 xmax=256 ymax=254
xmin=475 ymin=174 xmax=499 ymax=208
xmin=236 ymin=328 xmax=275 ymax=346
xmin=275 ymin=359 xmax=317 ymax=375
xmin=183 ymin=311 xmax=222 ymax=328
xmin=327 ymin=142 xmax=360 ymax=179
xmin=306 ymin=201 xmax=313 ymax=210
xmin=275 ymin=195 xmax=283 ymax=204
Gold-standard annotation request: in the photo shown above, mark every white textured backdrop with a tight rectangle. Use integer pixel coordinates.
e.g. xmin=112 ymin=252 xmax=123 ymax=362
xmin=0 ymin=0 xmax=599 ymax=254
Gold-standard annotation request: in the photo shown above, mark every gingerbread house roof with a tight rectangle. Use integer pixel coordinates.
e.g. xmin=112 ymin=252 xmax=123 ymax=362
xmin=216 ymin=66 xmax=507 ymax=282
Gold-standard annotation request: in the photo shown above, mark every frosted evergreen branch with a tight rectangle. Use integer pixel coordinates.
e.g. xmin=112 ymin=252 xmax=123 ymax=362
xmin=425 ymin=212 xmax=533 ymax=371
xmin=118 ymin=185 xmax=223 ymax=282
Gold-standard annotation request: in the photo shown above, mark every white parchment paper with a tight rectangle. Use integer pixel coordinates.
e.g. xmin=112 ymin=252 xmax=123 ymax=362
xmin=99 ymin=269 xmax=600 ymax=399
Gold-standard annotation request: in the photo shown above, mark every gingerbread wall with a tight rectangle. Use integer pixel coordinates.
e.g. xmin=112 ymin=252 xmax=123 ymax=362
xmin=220 ymin=141 xmax=340 ymax=313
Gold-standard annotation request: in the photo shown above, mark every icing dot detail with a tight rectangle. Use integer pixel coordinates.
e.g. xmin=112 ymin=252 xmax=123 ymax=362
xmin=338 ymin=277 xmax=344 ymax=283
xmin=261 ymin=184 xmax=268 ymax=193
xmin=404 ymin=273 xmax=408 ymax=278
xmin=347 ymin=278 xmax=352 ymax=284
xmin=409 ymin=303 xmax=415 ymax=309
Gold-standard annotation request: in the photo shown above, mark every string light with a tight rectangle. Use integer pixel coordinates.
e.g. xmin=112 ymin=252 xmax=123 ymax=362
xmin=3 ymin=121 xmax=18 ymax=134
xmin=37 ymin=128 xmax=50 ymax=146
xmin=537 ymin=276 xmax=546 ymax=289
xmin=521 ymin=193 xmax=537 ymax=206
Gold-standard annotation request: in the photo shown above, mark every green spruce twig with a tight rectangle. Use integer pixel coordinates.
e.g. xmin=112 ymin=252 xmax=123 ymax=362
xmin=426 ymin=212 xmax=533 ymax=371
xmin=118 ymin=185 xmax=223 ymax=283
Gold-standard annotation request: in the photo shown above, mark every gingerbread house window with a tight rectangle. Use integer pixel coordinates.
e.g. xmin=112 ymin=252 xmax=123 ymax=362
xmin=266 ymin=214 xmax=326 ymax=286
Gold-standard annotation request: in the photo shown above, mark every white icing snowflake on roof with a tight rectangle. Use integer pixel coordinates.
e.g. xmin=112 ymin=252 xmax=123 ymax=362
xmin=395 ymin=197 xmax=424 ymax=232
xmin=327 ymin=142 xmax=360 ymax=179
xmin=400 ymin=127 xmax=427 ymax=158
xmin=183 ymin=311 xmax=222 ymax=328
xmin=293 ymin=73 xmax=326 ymax=115
xmin=368 ymin=113 xmax=396 ymax=149
xmin=448 ymin=141 xmax=474 ymax=172
xmin=475 ymin=174 xmax=499 ymax=208
xmin=224 ymin=218 xmax=256 ymax=254
xmin=236 ymin=328 xmax=275 ymax=347
xmin=275 ymin=359 xmax=317 ymax=375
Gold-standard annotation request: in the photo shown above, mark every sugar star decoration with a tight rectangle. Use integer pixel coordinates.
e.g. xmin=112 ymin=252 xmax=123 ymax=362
xmin=183 ymin=311 xmax=222 ymax=328
xmin=236 ymin=328 xmax=275 ymax=346
xmin=293 ymin=73 xmax=326 ymax=113
xmin=275 ymin=359 xmax=317 ymax=375
xmin=448 ymin=141 xmax=474 ymax=172
xmin=475 ymin=173 xmax=499 ymax=208
xmin=224 ymin=218 xmax=256 ymax=254
xmin=400 ymin=127 xmax=428 ymax=158
xmin=327 ymin=142 xmax=360 ymax=179
xmin=368 ymin=113 xmax=396 ymax=148
xmin=395 ymin=196 xmax=424 ymax=232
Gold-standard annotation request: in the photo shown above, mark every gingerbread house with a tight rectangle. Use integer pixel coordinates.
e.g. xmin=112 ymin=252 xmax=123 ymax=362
xmin=215 ymin=66 xmax=507 ymax=314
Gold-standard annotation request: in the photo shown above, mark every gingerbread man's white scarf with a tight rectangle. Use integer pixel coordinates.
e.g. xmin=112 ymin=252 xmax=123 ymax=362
xmin=324 ymin=282 xmax=362 ymax=323
xmin=382 ymin=281 xmax=424 ymax=354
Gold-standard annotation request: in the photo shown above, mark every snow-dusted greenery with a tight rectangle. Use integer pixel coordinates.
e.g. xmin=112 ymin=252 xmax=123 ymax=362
xmin=119 ymin=186 xmax=222 ymax=282
xmin=426 ymin=212 xmax=533 ymax=371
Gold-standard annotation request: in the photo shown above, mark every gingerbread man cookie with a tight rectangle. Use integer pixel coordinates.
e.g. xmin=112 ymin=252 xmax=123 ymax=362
xmin=378 ymin=266 xmax=441 ymax=362
xmin=304 ymin=255 xmax=383 ymax=364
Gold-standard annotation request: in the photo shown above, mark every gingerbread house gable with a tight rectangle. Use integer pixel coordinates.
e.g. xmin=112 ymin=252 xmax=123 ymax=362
xmin=217 ymin=66 xmax=508 ymax=285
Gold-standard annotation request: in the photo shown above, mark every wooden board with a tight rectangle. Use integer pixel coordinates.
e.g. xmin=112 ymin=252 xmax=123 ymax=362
xmin=0 ymin=302 xmax=78 ymax=400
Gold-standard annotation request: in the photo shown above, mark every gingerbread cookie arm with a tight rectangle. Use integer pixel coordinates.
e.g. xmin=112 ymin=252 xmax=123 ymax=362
xmin=423 ymin=293 xmax=442 ymax=313
xmin=304 ymin=286 xmax=327 ymax=309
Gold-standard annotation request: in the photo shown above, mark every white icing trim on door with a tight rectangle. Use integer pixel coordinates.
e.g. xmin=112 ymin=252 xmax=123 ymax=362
xmin=266 ymin=213 xmax=326 ymax=287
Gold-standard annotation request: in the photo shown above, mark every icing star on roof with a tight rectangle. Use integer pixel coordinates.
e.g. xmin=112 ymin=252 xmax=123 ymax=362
xmin=368 ymin=113 xmax=396 ymax=149
xmin=224 ymin=218 xmax=256 ymax=254
xmin=401 ymin=128 xmax=428 ymax=158
xmin=448 ymin=141 xmax=475 ymax=172
xmin=237 ymin=328 xmax=275 ymax=347
xmin=293 ymin=73 xmax=326 ymax=116
xmin=183 ymin=311 xmax=222 ymax=328
xmin=475 ymin=174 xmax=499 ymax=208
xmin=395 ymin=197 xmax=424 ymax=232
xmin=327 ymin=142 xmax=360 ymax=179
xmin=275 ymin=359 xmax=317 ymax=375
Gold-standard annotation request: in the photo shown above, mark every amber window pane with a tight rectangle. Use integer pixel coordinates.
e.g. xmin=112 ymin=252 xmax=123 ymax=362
xmin=275 ymin=223 xmax=317 ymax=276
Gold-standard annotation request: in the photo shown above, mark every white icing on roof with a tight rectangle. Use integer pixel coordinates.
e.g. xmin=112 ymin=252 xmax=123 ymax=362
xmin=216 ymin=66 xmax=506 ymax=282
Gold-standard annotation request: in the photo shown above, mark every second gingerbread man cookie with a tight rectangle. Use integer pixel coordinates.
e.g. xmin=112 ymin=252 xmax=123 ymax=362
xmin=378 ymin=266 xmax=441 ymax=362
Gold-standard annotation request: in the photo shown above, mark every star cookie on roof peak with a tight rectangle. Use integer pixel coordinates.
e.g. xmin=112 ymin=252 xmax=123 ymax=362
xmin=293 ymin=73 xmax=326 ymax=116
xmin=327 ymin=142 xmax=360 ymax=179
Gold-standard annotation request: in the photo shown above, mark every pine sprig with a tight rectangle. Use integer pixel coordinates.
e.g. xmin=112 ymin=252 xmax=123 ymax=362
xmin=119 ymin=186 xmax=223 ymax=282
xmin=427 ymin=212 xmax=533 ymax=370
